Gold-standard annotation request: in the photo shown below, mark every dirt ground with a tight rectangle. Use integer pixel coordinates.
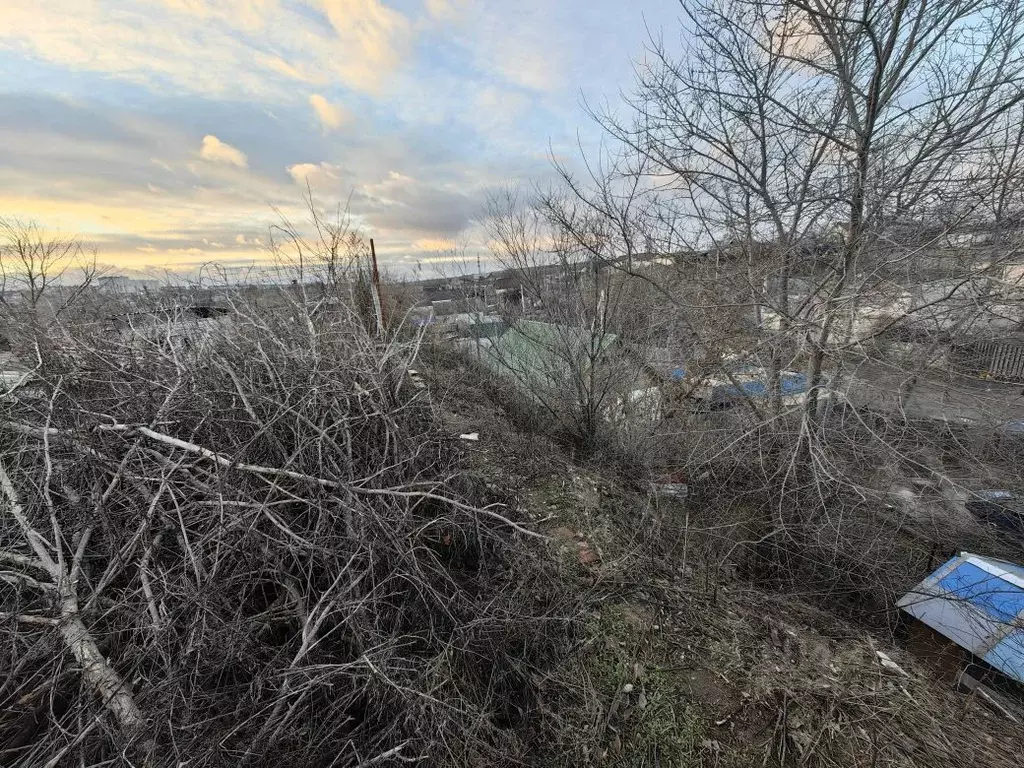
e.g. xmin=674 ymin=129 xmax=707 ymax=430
xmin=423 ymin=352 xmax=1024 ymax=767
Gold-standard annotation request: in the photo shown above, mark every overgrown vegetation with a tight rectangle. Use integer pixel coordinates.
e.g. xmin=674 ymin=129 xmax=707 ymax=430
xmin=0 ymin=218 xmax=578 ymax=766
xmin=5 ymin=1 xmax=1024 ymax=765
xmin=477 ymin=0 xmax=1024 ymax=616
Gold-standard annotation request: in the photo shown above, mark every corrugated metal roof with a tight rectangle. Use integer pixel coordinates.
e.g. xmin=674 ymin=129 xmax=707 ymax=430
xmin=474 ymin=319 xmax=618 ymax=399
xmin=898 ymin=552 xmax=1024 ymax=683
xmin=672 ymin=364 xmax=821 ymax=399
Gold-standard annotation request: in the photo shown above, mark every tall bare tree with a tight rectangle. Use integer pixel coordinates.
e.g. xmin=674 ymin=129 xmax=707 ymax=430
xmin=498 ymin=0 xmax=1024 ymax=604
xmin=580 ymin=0 xmax=1024 ymax=415
xmin=0 ymin=218 xmax=100 ymax=315
xmin=484 ymin=187 xmax=674 ymax=453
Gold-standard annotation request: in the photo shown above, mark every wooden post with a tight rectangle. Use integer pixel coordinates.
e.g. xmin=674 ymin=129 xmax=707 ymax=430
xmin=369 ymin=238 xmax=384 ymax=336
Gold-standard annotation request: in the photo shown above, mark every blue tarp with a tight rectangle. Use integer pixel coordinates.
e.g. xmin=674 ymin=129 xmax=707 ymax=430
xmin=898 ymin=553 xmax=1024 ymax=683
xmin=671 ymin=364 xmax=814 ymax=398
xmin=937 ymin=562 xmax=1024 ymax=625
xmin=717 ymin=372 xmax=809 ymax=397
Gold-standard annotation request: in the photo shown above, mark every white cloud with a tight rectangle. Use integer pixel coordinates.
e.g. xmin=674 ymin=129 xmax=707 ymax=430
xmin=474 ymin=84 xmax=528 ymax=130
xmin=0 ymin=0 xmax=414 ymax=99
xmin=158 ymin=0 xmax=210 ymax=15
xmin=257 ymin=53 xmax=316 ymax=82
xmin=438 ymin=1 xmax=565 ymax=93
xmin=320 ymin=0 xmax=413 ymax=93
xmin=425 ymin=0 xmax=469 ymax=22
xmin=158 ymin=0 xmax=275 ymax=30
xmin=286 ymin=161 xmax=341 ymax=186
xmin=309 ymin=94 xmax=350 ymax=131
xmin=200 ymin=135 xmax=248 ymax=167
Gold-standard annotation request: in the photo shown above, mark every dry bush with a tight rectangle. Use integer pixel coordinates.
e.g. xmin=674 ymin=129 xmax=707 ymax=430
xmin=673 ymin=399 xmax=1024 ymax=631
xmin=0 ymin=276 xmax=578 ymax=766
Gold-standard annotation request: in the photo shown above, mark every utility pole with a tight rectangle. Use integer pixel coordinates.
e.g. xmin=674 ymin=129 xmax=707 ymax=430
xmin=369 ymin=238 xmax=384 ymax=337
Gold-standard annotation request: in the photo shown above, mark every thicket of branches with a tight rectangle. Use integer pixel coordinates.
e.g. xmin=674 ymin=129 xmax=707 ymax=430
xmin=481 ymin=188 xmax=677 ymax=458
xmin=0 ymin=215 xmax=575 ymax=765
xmin=481 ymin=0 xmax=1024 ymax=615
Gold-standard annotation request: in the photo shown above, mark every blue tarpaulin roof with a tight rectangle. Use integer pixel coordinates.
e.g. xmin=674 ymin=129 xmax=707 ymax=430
xmin=717 ymin=372 xmax=809 ymax=397
xmin=670 ymin=365 xmax=814 ymax=398
xmin=897 ymin=553 xmax=1024 ymax=683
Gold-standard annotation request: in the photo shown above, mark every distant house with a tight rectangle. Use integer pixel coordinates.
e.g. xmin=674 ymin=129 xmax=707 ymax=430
xmin=898 ymin=552 xmax=1024 ymax=686
xmin=492 ymin=275 xmax=525 ymax=309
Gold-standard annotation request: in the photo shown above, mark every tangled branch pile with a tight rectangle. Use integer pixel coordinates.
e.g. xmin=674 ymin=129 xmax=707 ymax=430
xmin=0 ymin=286 xmax=573 ymax=766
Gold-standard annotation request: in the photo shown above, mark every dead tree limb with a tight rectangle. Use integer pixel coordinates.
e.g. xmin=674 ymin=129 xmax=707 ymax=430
xmin=0 ymin=459 xmax=145 ymax=734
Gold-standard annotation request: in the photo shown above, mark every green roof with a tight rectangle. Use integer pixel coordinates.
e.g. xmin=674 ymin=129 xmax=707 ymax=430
xmin=477 ymin=319 xmax=619 ymax=398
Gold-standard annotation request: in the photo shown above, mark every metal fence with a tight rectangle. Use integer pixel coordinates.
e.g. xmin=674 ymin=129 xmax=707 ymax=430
xmin=952 ymin=337 xmax=1024 ymax=381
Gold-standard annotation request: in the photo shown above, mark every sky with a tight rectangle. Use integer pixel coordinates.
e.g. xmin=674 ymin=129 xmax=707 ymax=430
xmin=0 ymin=0 xmax=682 ymax=276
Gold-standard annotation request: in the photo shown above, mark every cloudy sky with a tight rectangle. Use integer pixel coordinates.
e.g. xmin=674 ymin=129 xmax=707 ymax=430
xmin=0 ymin=0 xmax=680 ymax=274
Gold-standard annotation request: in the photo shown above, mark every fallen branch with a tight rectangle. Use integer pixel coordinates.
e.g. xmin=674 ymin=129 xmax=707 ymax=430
xmin=0 ymin=611 xmax=59 ymax=626
xmin=0 ymin=570 xmax=56 ymax=591
xmin=0 ymin=459 xmax=145 ymax=735
xmin=0 ymin=549 xmax=48 ymax=572
xmin=117 ymin=425 xmax=546 ymax=539
xmin=353 ymin=485 xmax=548 ymax=540
xmin=354 ymin=740 xmax=425 ymax=767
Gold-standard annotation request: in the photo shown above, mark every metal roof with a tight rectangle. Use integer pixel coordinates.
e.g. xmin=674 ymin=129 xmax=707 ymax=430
xmin=897 ymin=552 xmax=1024 ymax=683
xmin=671 ymin=364 xmax=819 ymax=398
xmin=474 ymin=319 xmax=619 ymax=399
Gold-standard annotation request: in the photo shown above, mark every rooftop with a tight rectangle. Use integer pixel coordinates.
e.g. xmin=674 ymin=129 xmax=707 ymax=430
xmin=898 ymin=552 xmax=1024 ymax=684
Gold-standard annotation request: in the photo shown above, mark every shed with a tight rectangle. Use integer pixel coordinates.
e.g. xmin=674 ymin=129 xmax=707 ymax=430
xmin=475 ymin=319 xmax=619 ymax=400
xmin=897 ymin=552 xmax=1024 ymax=684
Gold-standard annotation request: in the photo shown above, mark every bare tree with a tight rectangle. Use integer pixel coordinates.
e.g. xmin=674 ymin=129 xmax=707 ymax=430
xmin=0 ymin=218 xmax=100 ymax=315
xmin=483 ymin=187 xmax=671 ymax=454
xmin=578 ymin=0 xmax=1024 ymax=416
xmin=494 ymin=0 xmax=1024 ymax=610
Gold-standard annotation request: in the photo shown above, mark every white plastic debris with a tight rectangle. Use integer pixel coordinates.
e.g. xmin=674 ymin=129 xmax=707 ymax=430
xmin=876 ymin=650 xmax=910 ymax=678
xmin=459 ymin=432 xmax=479 ymax=441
